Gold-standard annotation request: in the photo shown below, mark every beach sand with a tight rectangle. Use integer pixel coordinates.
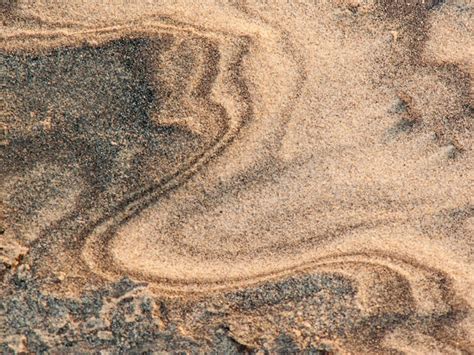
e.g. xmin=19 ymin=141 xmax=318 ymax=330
xmin=1 ymin=0 xmax=473 ymax=353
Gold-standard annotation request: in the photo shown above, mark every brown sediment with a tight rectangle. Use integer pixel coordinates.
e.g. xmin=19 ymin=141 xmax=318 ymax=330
xmin=1 ymin=0 xmax=473 ymax=353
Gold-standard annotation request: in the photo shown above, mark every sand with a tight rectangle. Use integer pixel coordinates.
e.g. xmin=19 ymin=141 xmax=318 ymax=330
xmin=1 ymin=0 xmax=473 ymax=353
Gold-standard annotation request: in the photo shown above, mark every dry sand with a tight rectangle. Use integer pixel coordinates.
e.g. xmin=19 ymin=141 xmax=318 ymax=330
xmin=1 ymin=0 xmax=473 ymax=353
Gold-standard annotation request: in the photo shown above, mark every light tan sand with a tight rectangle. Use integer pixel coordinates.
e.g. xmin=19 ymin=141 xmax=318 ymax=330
xmin=1 ymin=0 xmax=473 ymax=353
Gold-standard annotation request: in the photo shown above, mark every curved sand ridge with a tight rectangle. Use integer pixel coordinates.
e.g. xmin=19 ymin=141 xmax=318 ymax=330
xmin=1 ymin=0 xmax=473 ymax=352
xmin=82 ymin=7 xmax=309 ymax=288
xmin=4 ymin=3 xmax=309 ymax=289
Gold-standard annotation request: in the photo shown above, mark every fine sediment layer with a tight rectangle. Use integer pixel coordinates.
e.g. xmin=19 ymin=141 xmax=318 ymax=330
xmin=1 ymin=0 xmax=473 ymax=353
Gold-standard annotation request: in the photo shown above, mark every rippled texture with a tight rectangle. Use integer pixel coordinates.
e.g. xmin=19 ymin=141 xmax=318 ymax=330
xmin=1 ymin=0 xmax=473 ymax=353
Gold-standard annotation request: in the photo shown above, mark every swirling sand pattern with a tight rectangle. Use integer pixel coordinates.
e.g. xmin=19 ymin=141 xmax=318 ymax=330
xmin=1 ymin=0 xmax=473 ymax=353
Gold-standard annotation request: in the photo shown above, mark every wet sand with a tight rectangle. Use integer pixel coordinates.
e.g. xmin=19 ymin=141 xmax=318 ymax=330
xmin=1 ymin=0 xmax=473 ymax=353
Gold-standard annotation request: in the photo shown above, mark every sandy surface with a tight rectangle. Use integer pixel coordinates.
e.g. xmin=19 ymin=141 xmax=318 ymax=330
xmin=1 ymin=0 xmax=473 ymax=353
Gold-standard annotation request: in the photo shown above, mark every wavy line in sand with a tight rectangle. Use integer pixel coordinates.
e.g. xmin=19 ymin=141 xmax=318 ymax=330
xmin=3 ymin=10 xmax=307 ymax=289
